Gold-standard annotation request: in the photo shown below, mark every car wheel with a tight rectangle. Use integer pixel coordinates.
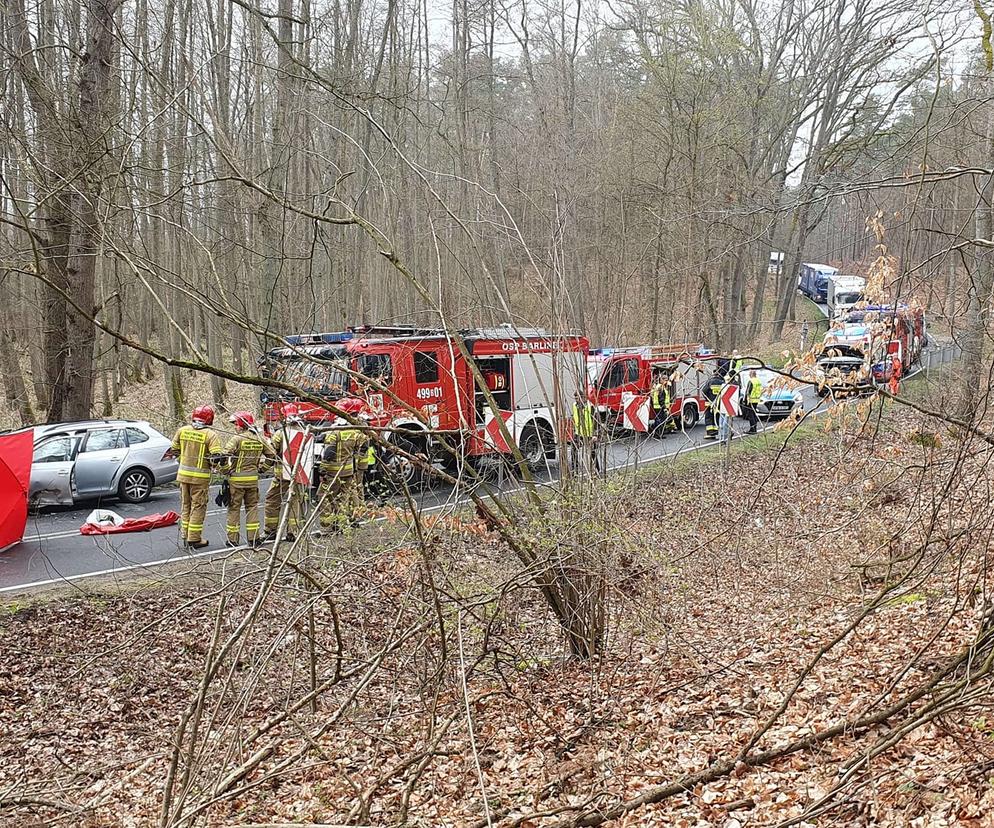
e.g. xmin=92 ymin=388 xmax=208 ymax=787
xmin=681 ymin=404 xmax=699 ymax=429
xmin=119 ymin=468 xmax=153 ymax=503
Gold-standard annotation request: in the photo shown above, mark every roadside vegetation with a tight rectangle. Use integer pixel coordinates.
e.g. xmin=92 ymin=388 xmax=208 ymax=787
xmin=4 ymin=386 xmax=993 ymax=826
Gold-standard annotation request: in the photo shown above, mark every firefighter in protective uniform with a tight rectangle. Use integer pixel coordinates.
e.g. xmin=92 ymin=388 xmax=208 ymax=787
xmin=317 ymin=407 xmax=368 ymax=532
xmin=222 ymin=411 xmax=275 ymax=546
xmin=349 ymin=407 xmax=373 ymax=512
xmin=702 ymin=370 xmax=725 ymax=440
xmin=650 ymin=371 xmax=676 ymax=435
xmin=362 ymin=441 xmax=389 ymax=504
xmin=171 ymin=405 xmax=222 ymax=548
xmin=571 ymin=390 xmax=599 ymax=473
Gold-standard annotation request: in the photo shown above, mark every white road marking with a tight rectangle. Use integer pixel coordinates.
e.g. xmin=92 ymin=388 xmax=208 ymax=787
xmin=1 ymin=412 xmax=813 ymax=594
xmin=15 ymin=364 xmax=954 ymax=597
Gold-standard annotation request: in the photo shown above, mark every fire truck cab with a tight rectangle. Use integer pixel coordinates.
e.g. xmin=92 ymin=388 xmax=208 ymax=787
xmin=260 ymin=325 xmax=589 ymax=483
xmin=588 ymin=344 xmax=712 ymax=431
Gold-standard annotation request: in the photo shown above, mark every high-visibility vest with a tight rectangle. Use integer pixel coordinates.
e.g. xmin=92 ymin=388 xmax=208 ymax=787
xmin=223 ymin=433 xmax=273 ymax=487
xmin=321 ymin=429 xmax=366 ymax=478
xmin=747 ymin=377 xmax=763 ymax=404
xmin=171 ymin=425 xmax=222 ymax=483
xmin=366 ymin=445 xmax=376 ymax=467
xmin=572 ymin=403 xmax=595 ymax=438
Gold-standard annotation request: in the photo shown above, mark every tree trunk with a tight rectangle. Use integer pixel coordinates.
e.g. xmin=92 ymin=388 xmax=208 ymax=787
xmin=958 ymin=96 xmax=994 ymax=419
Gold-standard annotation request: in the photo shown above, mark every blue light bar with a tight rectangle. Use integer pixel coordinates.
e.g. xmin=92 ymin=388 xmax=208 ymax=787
xmin=284 ymin=332 xmax=354 ymax=346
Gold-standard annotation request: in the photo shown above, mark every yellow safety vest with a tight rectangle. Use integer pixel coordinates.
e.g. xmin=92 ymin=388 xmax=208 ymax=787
xmin=171 ymin=425 xmax=222 ymax=483
xmin=747 ymin=378 xmax=763 ymax=405
xmin=355 ymin=433 xmax=373 ymax=471
xmin=572 ymin=403 xmax=595 ymax=438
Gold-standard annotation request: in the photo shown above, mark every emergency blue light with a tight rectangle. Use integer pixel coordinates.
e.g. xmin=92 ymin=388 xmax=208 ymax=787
xmin=284 ymin=332 xmax=354 ymax=346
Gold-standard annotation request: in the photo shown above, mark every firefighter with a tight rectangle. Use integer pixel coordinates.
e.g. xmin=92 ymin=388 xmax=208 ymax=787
xmin=362 ymin=440 xmax=388 ymax=504
xmin=571 ymin=390 xmax=599 ymax=473
xmin=888 ymin=352 xmax=902 ymax=395
xmin=651 ymin=371 xmax=676 ymax=435
xmin=317 ymin=411 xmax=366 ymax=532
xmin=702 ymin=369 xmax=725 ymax=440
xmin=222 ymin=411 xmax=275 ymax=547
xmin=340 ymin=401 xmax=371 ymax=511
xmin=261 ymin=405 xmax=312 ymax=542
xmin=170 ymin=405 xmax=222 ymax=548
xmin=731 ymin=350 xmax=745 ymax=378
xmin=743 ymin=370 xmax=763 ymax=434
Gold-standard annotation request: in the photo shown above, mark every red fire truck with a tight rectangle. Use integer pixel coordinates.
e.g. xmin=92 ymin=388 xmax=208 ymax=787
xmin=260 ymin=325 xmax=589 ymax=482
xmin=588 ymin=344 xmax=721 ymax=431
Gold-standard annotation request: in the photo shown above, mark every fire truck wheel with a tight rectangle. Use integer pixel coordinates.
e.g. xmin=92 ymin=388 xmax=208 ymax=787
xmin=385 ymin=434 xmax=422 ymax=489
xmin=519 ymin=422 xmax=553 ymax=471
xmin=680 ymin=404 xmax=699 ymax=429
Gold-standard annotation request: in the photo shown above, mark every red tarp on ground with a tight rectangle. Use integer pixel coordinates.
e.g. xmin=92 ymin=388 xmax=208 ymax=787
xmin=80 ymin=511 xmax=180 ymax=536
xmin=0 ymin=430 xmax=33 ymax=552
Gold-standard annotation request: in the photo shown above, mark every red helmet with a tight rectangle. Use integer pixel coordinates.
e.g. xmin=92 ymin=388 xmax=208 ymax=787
xmin=337 ymin=397 xmax=367 ymax=417
xmin=229 ymin=411 xmax=255 ymax=429
xmin=192 ymin=405 xmax=215 ymax=426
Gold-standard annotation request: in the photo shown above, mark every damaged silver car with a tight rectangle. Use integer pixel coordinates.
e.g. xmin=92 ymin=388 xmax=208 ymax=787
xmin=25 ymin=420 xmax=178 ymax=507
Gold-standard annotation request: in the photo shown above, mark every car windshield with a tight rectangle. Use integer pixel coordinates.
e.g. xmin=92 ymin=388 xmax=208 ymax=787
xmin=836 ymin=292 xmax=863 ymax=305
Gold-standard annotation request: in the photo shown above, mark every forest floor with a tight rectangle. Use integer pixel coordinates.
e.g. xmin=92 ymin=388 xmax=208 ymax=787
xmin=2 ymin=387 xmax=992 ymax=827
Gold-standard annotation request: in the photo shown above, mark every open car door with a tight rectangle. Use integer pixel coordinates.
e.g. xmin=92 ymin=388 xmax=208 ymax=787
xmin=29 ymin=433 xmax=78 ymax=507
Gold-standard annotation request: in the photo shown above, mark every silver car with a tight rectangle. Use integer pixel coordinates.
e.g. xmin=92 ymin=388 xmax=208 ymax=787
xmin=24 ymin=420 xmax=179 ymax=507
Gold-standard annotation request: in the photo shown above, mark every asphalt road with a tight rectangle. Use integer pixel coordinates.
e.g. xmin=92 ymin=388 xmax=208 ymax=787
xmin=0 ymin=393 xmax=826 ymax=594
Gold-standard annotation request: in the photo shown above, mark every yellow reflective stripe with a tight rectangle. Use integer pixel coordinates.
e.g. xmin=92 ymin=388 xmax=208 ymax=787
xmin=245 ymin=522 xmax=260 ymax=529
xmin=179 ymin=468 xmax=211 ymax=479
xmin=230 ymin=475 xmax=259 ymax=483
xmin=225 ymin=525 xmax=239 ymax=532
xmin=188 ymin=523 xmax=204 ymax=531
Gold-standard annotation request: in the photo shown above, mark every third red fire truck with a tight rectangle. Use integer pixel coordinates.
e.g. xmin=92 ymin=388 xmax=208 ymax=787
xmin=260 ymin=325 xmax=588 ymax=483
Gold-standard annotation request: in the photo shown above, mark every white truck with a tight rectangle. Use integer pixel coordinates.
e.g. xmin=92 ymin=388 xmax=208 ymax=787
xmin=827 ymin=275 xmax=866 ymax=318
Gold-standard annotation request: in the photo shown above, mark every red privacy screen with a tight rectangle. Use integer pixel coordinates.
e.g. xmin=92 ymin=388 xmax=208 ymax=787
xmin=0 ymin=430 xmax=33 ymax=552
